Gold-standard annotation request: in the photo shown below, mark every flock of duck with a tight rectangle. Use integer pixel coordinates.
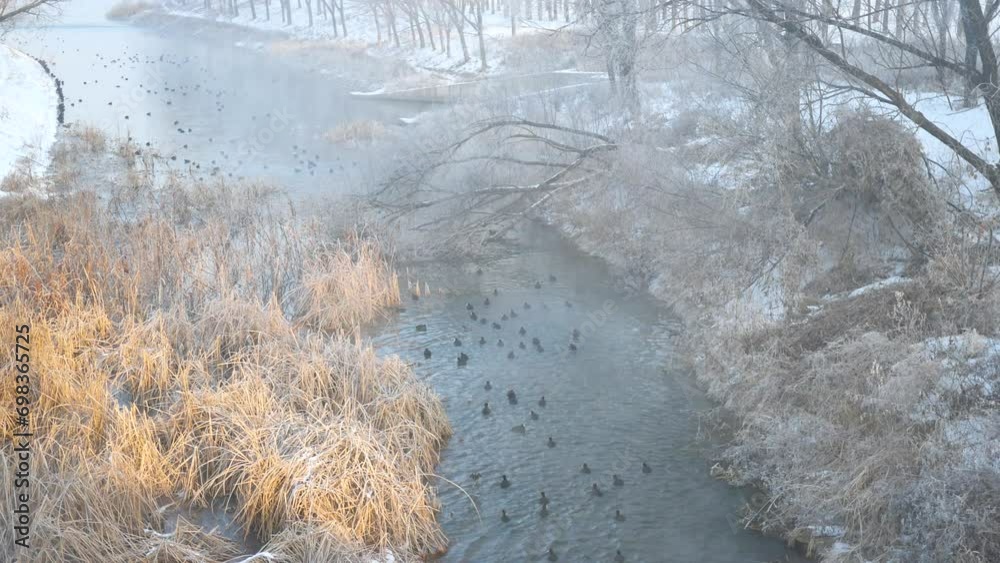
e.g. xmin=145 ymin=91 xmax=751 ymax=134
xmin=412 ymin=271 xmax=650 ymax=562
xmin=23 ymin=41 xmax=356 ymax=183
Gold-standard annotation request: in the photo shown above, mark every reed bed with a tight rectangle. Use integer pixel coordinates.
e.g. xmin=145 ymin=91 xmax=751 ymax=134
xmin=0 ymin=168 xmax=450 ymax=561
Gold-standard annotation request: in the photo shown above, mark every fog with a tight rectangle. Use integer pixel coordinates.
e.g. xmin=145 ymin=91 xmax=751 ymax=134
xmin=2 ymin=0 xmax=999 ymax=561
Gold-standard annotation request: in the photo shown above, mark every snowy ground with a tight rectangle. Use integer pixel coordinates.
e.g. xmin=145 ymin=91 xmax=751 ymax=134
xmin=0 ymin=44 xmax=59 ymax=191
xmin=159 ymin=0 xmax=575 ymax=82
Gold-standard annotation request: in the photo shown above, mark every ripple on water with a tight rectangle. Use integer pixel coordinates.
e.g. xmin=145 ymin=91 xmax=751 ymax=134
xmin=370 ymin=227 xmax=801 ymax=563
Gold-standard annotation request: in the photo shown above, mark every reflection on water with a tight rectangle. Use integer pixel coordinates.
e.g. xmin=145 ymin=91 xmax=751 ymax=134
xmin=371 ymin=225 xmax=800 ymax=562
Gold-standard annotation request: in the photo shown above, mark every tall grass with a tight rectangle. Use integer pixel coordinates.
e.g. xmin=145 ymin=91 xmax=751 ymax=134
xmin=0 ymin=154 xmax=450 ymax=561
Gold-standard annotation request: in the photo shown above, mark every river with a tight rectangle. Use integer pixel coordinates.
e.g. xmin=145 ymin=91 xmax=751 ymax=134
xmin=9 ymin=5 xmax=802 ymax=561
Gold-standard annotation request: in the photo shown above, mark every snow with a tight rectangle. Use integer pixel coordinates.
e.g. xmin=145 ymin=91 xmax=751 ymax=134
xmin=160 ymin=0 xmax=567 ymax=82
xmin=0 ymin=44 xmax=59 ymax=188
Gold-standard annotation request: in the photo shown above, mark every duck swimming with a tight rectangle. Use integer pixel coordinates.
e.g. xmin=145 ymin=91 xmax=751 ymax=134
xmin=519 ymin=327 xmax=527 ymax=336
xmin=500 ymin=475 xmax=511 ymax=488
xmin=547 ymin=437 xmax=556 ymax=448
xmin=415 ymin=324 xmax=427 ymax=332
xmin=539 ymin=491 xmax=549 ymax=506
xmin=458 ymin=352 xmax=469 ymax=366
xmin=615 ymin=550 xmax=626 ymax=562
xmin=480 ymin=317 xmax=487 ymax=325
xmin=497 ymin=339 xmax=504 ymax=347
xmin=642 ymin=462 xmax=652 ymax=474
xmin=500 ymin=509 xmax=510 ymax=523
xmin=519 ymin=341 xmax=526 ymax=349
xmin=512 ymin=423 xmax=526 ymax=434
xmin=484 ymin=380 xmax=492 ymax=391
xmin=613 ymin=475 xmax=625 ymax=486
xmin=507 ymin=389 xmax=518 ymax=404
xmin=454 ymin=338 xmax=462 ymax=346
xmin=581 ymin=463 xmax=591 ymax=474
xmin=534 ymin=281 xmax=542 ymax=289
xmin=572 ymin=328 xmax=581 ymax=341
xmin=466 ymin=302 xmax=474 ymax=310
xmin=538 ymin=396 xmax=547 ymax=407
xmin=532 ymin=337 xmax=541 ymax=346
xmin=492 ymin=321 xmax=502 ymax=330
xmin=547 ymin=547 xmax=558 ymax=561
xmin=530 ymin=410 xmax=539 ymax=420
xmin=476 ymin=268 xmax=483 ymax=275
xmin=523 ymin=302 xmax=531 ymax=310
xmin=470 ymin=312 xmax=478 ymax=320
xmin=509 ymin=309 xmax=518 ymax=318
xmin=484 ymin=297 xmax=490 ymax=306
xmin=569 ymin=343 xmax=578 ymax=352
xmin=493 ymin=288 xmax=499 ymax=296
xmin=507 ymin=350 xmax=515 ymax=359
xmin=423 ymin=348 xmax=432 ymax=359
xmin=591 ymin=483 xmax=603 ymax=496
xmin=615 ymin=510 xmax=626 ymax=522
xmin=482 ymin=402 xmax=491 ymax=415
xmin=549 ymin=274 xmax=557 ymax=282
xmin=501 ymin=313 xmax=509 ymax=321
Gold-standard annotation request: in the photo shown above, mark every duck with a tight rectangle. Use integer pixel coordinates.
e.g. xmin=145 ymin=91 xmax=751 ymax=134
xmin=642 ymin=462 xmax=652 ymax=474
xmin=476 ymin=268 xmax=483 ymax=275
xmin=484 ymin=380 xmax=492 ymax=391
xmin=565 ymin=300 xmax=573 ymax=308
xmin=534 ymin=281 xmax=542 ymax=289
xmin=497 ymin=339 xmax=504 ymax=347
xmin=613 ymin=475 xmax=625 ymax=487
xmin=454 ymin=337 xmax=462 ymax=347
xmin=572 ymin=328 xmax=581 ymax=341
xmin=519 ymin=341 xmax=526 ymax=349
xmin=479 ymin=317 xmax=488 ymax=325
xmin=519 ymin=327 xmax=527 ymax=336
xmin=492 ymin=321 xmax=502 ymax=330
xmin=470 ymin=312 xmax=478 ymax=321
xmin=500 ymin=509 xmax=510 ymax=523
xmin=512 ymin=423 xmax=526 ymax=434
xmin=470 ymin=472 xmax=481 ymax=481
xmin=507 ymin=350 xmax=515 ymax=360
xmin=500 ymin=475 xmax=511 ymax=488
xmin=507 ymin=389 xmax=518 ymax=404
xmin=415 ymin=324 xmax=427 ymax=332
xmin=479 ymin=336 xmax=486 ymax=345
xmin=523 ymin=302 xmax=531 ymax=310
xmin=466 ymin=302 xmax=474 ymax=310
xmin=614 ymin=550 xmax=626 ymax=562
xmin=539 ymin=491 xmax=549 ymax=506
xmin=493 ymin=288 xmax=499 ymax=296
xmin=536 ymin=344 xmax=545 ymax=352
xmin=483 ymin=297 xmax=491 ymax=306
xmin=509 ymin=309 xmax=518 ymax=318
xmin=549 ymin=274 xmax=557 ymax=282
xmin=538 ymin=396 xmax=547 ymax=407
xmin=547 ymin=547 xmax=558 ymax=561
xmin=458 ymin=352 xmax=469 ymax=366
xmin=482 ymin=402 xmax=491 ymax=415
xmin=501 ymin=313 xmax=509 ymax=321
xmin=591 ymin=483 xmax=603 ymax=496
xmin=532 ymin=337 xmax=541 ymax=346
xmin=614 ymin=510 xmax=626 ymax=522
xmin=530 ymin=410 xmax=539 ymax=420
xmin=423 ymin=348 xmax=432 ymax=359
xmin=547 ymin=437 xmax=556 ymax=448
xmin=568 ymin=343 xmax=578 ymax=352
xmin=581 ymin=463 xmax=591 ymax=474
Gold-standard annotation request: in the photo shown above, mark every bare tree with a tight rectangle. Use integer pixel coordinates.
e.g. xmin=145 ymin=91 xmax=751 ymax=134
xmin=0 ymin=0 xmax=62 ymax=32
xmin=681 ymin=0 xmax=1000 ymax=195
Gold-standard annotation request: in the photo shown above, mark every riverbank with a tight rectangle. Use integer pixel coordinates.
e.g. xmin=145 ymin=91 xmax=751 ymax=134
xmin=0 ymin=44 xmax=60 ymax=194
xmin=539 ymin=79 xmax=1000 ymax=561
xmin=124 ymin=0 xmax=581 ymax=88
xmin=0 ymin=130 xmax=451 ymax=562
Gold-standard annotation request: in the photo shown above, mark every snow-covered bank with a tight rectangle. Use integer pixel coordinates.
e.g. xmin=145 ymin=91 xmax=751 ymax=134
xmin=0 ymin=44 xmax=59 ymax=192
xmin=152 ymin=0 xmax=578 ymax=84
